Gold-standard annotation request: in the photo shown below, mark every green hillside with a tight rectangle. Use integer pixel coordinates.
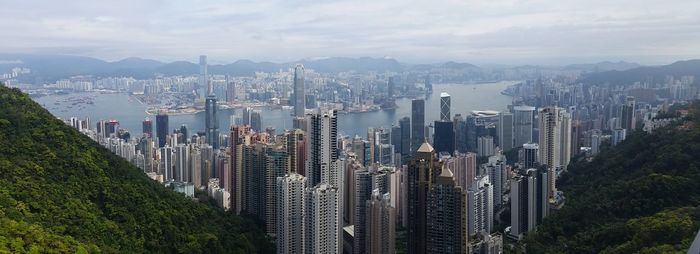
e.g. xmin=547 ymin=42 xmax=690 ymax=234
xmin=0 ymin=86 xmax=272 ymax=253
xmin=525 ymin=102 xmax=700 ymax=253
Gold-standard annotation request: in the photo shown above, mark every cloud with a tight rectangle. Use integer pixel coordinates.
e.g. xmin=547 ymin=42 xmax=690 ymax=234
xmin=0 ymin=0 xmax=698 ymax=64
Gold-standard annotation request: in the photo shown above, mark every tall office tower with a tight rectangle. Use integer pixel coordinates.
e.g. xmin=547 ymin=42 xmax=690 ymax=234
xmin=498 ymin=112 xmax=514 ymax=151
xmin=425 ymin=75 xmax=433 ymax=92
xmin=242 ymin=107 xmax=252 ymax=125
xmin=250 ymin=110 xmax=262 ymax=132
xmin=411 ymin=99 xmax=425 ymax=154
xmin=387 ymin=77 xmax=395 ymax=99
xmin=391 ymin=125 xmax=402 ymax=156
xmin=434 ymin=120 xmax=455 ymax=155
xmin=426 ymin=166 xmax=464 ymax=254
xmin=159 ymin=147 xmax=174 ymax=181
xmin=407 ymin=142 xmax=442 ymax=254
xmin=513 ymin=106 xmax=536 ymax=147
xmin=440 ymin=92 xmax=451 ymax=121
xmin=205 ymin=95 xmax=219 ymax=149
xmin=284 ymin=129 xmax=305 ymax=174
xmin=177 ymin=124 xmax=188 ymax=144
xmin=174 ymin=144 xmax=189 ymax=182
xmin=306 ymin=109 xmax=338 ymax=187
xmin=142 ymin=117 xmax=153 ymax=138
xmin=277 ymin=173 xmax=307 ymax=254
xmin=265 ymin=145 xmax=289 ymax=236
xmin=466 ymin=174 xmax=494 ymax=238
xmin=156 ymin=112 xmax=169 ymax=148
xmin=558 ymin=111 xmax=572 ymax=170
xmin=509 ymin=168 xmax=549 ymax=240
xmin=226 ymin=81 xmax=236 ymax=105
xmin=453 ymin=114 xmax=467 ymax=153
xmin=466 ymin=115 xmax=478 ymax=152
xmin=612 ymin=128 xmax=626 ymax=146
xmin=305 ymin=184 xmax=341 ymax=254
xmin=621 ymin=96 xmax=636 ymax=131
xmin=477 ymin=136 xmax=495 ymax=157
xmin=538 ymin=106 xmax=562 ymax=198
xmin=399 ymin=117 xmax=411 ymax=156
xmin=199 ymin=55 xmax=208 ymax=99
xmin=353 ymin=170 xmax=372 ymax=254
xmin=367 ymin=190 xmax=396 ymax=254
xmin=521 ymin=143 xmax=539 ymax=169
xmin=294 ymin=64 xmax=306 ymax=118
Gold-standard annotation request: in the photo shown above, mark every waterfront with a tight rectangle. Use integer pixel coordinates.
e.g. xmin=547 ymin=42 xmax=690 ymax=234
xmin=34 ymin=81 xmax=516 ymax=137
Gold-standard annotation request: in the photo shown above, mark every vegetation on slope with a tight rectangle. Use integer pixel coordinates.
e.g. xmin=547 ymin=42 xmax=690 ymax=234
xmin=0 ymin=86 xmax=272 ymax=253
xmin=525 ymin=102 xmax=700 ymax=253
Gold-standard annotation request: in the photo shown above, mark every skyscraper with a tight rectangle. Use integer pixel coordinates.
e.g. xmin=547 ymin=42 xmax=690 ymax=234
xmin=199 ymin=55 xmax=208 ymax=99
xmin=407 ymin=142 xmax=441 ymax=254
xmin=277 ymin=173 xmax=307 ymax=254
xmin=513 ymin=106 xmax=536 ymax=147
xmin=538 ymin=106 xmax=562 ymax=199
xmin=426 ymin=166 xmax=464 ymax=254
xmin=305 ymin=183 xmax=341 ymax=254
xmin=621 ymin=96 xmax=636 ymax=131
xmin=367 ymin=190 xmax=396 ymax=254
xmin=294 ymin=64 xmax=306 ymax=118
xmin=440 ymin=92 xmax=451 ymax=121
xmin=265 ymin=145 xmax=289 ymax=235
xmin=433 ymin=120 xmax=455 ymax=155
xmin=399 ymin=116 xmax=411 ymax=156
xmin=306 ymin=109 xmax=338 ymax=187
xmin=202 ymin=55 xmax=219 ymax=150
xmin=466 ymin=174 xmax=494 ymax=238
xmin=509 ymin=168 xmax=549 ymax=240
xmin=142 ymin=117 xmax=153 ymax=138
xmin=250 ymin=110 xmax=262 ymax=132
xmin=156 ymin=112 xmax=169 ymax=148
xmin=498 ymin=112 xmax=514 ymax=151
xmin=453 ymin=114 xmax=467 ymax=153
xmin=411 ymin=99 xmax=425 ymax=154
xmin=521 ymin=143 xmax=539 ymax=169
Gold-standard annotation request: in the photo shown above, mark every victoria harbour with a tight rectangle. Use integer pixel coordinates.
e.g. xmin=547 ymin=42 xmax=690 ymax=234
xmin=34 ymin=81 xmax=516 ymax=137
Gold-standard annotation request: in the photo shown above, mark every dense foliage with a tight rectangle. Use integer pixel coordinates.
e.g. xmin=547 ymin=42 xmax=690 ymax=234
xmin=0 ymin=86 xmax=273 ymax=253
xmin=525 ymin=102 xmax=700 ymax=253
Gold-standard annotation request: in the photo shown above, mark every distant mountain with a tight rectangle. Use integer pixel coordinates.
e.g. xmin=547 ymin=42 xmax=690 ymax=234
xmin=579 ymin=59 xmax=700 ymax=85
xmin=440 ymin=61 xmax=479 ymax=69
xmin=297 ymin=56 xmax=404 ymax=73
xmin=0 ymin=85 xmax=272 ymax=252
xmin=526 ymin=103 xmax=700 ymax=253
xmin=564 ymin=61 xmax=641 ymax=72
xmin=110 ymin=57 xmax=165 ymax=69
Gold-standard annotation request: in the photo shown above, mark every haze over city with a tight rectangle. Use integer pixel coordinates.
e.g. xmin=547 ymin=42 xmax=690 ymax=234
xmin=2 ymin=0 xmax=700 ymax=64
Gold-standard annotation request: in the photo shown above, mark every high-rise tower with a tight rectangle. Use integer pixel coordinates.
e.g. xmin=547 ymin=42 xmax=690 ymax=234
xmin=440 ymin=92 xmax=450 ymax=121
xmin=294 ymin=64 xmax=306 ymax=118
xmin=156 ymin=112 xmax=169 ymax=148
xmin=411 ymin=99 xmax=425 ymax=154
xmin=306 ymin=109 xmax=338 ymax=187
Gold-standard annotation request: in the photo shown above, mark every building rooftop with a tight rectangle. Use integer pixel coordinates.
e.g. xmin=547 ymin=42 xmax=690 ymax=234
xmin=417 ymin=142 xmax=434 ymax=153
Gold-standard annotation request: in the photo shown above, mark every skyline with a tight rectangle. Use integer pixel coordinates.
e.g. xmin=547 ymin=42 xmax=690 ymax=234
xmin=1 ymin=0 xmax=699 ymax=65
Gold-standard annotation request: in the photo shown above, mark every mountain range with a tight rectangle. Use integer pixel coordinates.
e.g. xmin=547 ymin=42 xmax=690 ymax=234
xmin=0 ymin=53 xmax=664 ymax=84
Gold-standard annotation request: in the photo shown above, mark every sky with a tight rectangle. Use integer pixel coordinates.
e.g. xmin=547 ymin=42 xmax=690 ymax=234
xmin=1 ymin=0 xmax=699 ymax=65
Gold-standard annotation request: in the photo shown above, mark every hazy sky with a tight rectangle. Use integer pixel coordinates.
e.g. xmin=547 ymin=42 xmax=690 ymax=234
xmin=2 ymin=0 xmax=699 ymax=65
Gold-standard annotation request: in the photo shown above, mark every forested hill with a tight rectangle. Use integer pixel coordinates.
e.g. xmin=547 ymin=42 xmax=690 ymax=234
xmin=525 ymin=102 xmax=700 ymax=253
xmin=0 ymin=85 xmax=272 ymax=253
